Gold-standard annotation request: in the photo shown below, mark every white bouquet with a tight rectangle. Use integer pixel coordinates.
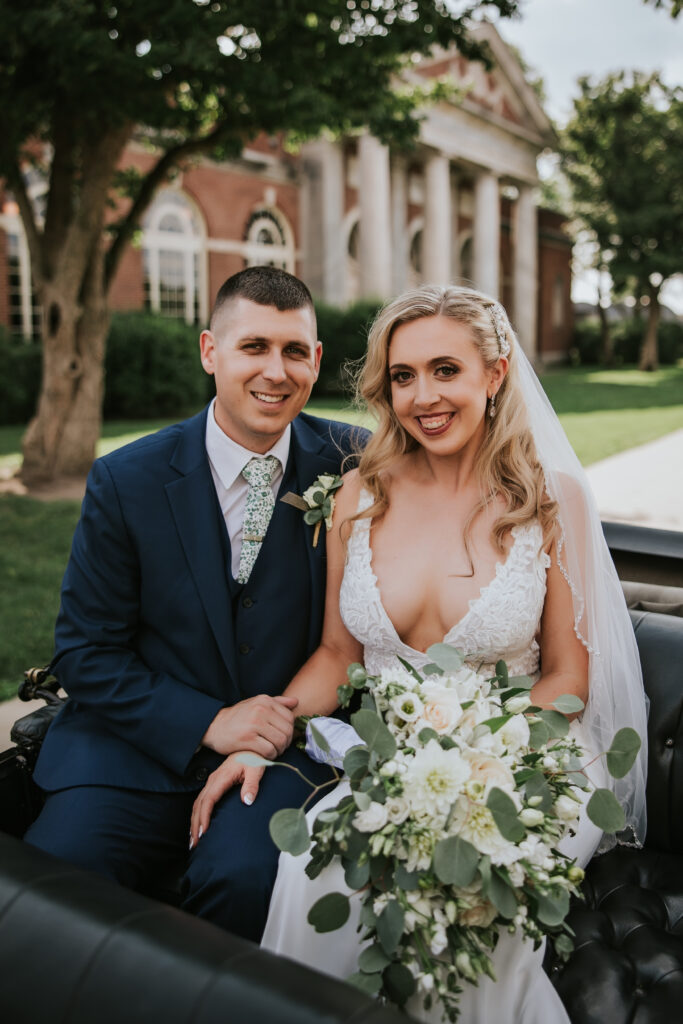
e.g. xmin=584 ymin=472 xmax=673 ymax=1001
xmin=252 ymin=645 xmax=640 ymax=1022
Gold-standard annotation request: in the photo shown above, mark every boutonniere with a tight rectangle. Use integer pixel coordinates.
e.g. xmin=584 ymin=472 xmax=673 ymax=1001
xmin=281 ymin=474 xmax=343 ymax=547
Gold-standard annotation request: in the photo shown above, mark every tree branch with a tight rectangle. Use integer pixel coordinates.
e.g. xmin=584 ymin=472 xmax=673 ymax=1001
xmin=6 ymin=158 xmax=44 ymax=292
xmin=104 ymin=125 xmax=227 ymax=288
xmin=43 ymin=114 xmax=78 ymax=279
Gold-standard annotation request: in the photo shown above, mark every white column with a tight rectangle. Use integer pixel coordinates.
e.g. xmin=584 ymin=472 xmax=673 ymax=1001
xmin=358 ymin=134 xmax=392 ymax=299
xmin=300 ymin=140 xmax=345 ymax=304
xmin=473 ymin=171 xmax=500 ymax=299
xmin=512 ymin=184 xmax=538 ymax=360
xmin=422 ymin=152 xmax=451 ymax=285
xmin=391 ymin=156 xmax=409 ymax=295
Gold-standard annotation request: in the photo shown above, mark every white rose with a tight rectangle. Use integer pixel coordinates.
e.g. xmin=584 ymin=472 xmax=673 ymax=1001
xmin=430 ymin=926 xmax=449 ymax=956
xmin=554 ymin=794 xmax=581 ymax=821
xmin=317 ymin=474 xmax=337 ymax=490
xmin=499 ymin=714 xmax=531 ymax=753
xmin=390 ymin=692 xmax=424 ymax=723
xmin=354 ymin=801 xmax=389 ymax=832
xmin=464 ymin=752 xmax=516 ymax=796
xmin=460 ymin=901 xmax=497 ymax=928
xmin=301 ymin=484 xmax=320 ymax=508
xmin=421 ymin=683 xmax=463 ymax=734
xmin=385 ymin=795 xmax=410 ymax=825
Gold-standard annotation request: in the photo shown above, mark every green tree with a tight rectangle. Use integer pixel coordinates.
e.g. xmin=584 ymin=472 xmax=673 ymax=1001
xmin=561 ymin=72 xmax=683 ymax=370
xmin=0 ymin=0 xmax=519 ymax=483
xmin=643 ymin=0 xmax=682 ymax=16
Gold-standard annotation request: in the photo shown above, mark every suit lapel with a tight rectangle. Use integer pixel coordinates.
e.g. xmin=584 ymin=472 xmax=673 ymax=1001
xmin=165 ymin=409 xmax=240 ymax=690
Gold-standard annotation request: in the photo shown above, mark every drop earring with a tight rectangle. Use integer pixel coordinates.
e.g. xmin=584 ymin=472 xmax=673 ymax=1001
xmin=488 ymin=393 xmax=497 ymax=418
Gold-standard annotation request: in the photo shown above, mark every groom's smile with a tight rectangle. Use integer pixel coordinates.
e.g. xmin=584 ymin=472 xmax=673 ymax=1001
xmin=200 ymin=297 xmax=322 ymax=453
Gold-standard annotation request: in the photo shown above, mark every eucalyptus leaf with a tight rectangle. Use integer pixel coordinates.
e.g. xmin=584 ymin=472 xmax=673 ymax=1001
xmin=304 ymin=508 xmax=323 ymax=525
xmin=567 ymin=771 xmax=590 ymax=789
xmin=235 ymin=753 xmax=275 ymax=768
xmin=395 ymin=864 xmax=420 ymax=889
xmin=606 ymin=727 xmax=642 ymax=779
xmin=426 ymin=643 xmax=465 ymax=672
xmin=524 ymin=770 xmax=553 ymax=811
xmin=345 ymin=858 xmax=371 ymax=890
xmin=358 ymin=944 xmax=391 ymax=973
xmin=337 ymin=684 xmax=354 ymax=706
xmin=377 ymin=900 xmax=405 ymax=957
xmin=440 ymin=735 xmax=457 ymax=750
xmin=488 ymin=869 xmax=518 ymax=919
xmin=552 ymin=693 xmax=585 ymax=715
xmin=312 ymin=489 xmax=325 ymax=504
xmin=587 ymin=788 xmax=626 ymax=832
xmin=537 ymin=709 xmax=570 ymax=738
xmin=359 ymin=900 xmax=377 ymax=930
xmin=361 ymin=692 xmax=377 ymax=712
xmin=422 ymin=663 xmax=444 ymax=676
xmin=553 ymin=933 xmax=575 ymax=957
xmin=433 ymin=834 xmax=478 ymax=886
xmin=347 ymin=971 xmax=383 ymax=996
xmin=351 ymin=708 xmax=397 ymax=759
xmin=307 ymin=892 xmax=351 ymax=932
xmin=534 ymin=889 xmax=570 ymax=927
xmin=269 ymin=807 xmax=309 ymax=856
xmin=487 ymin=787 xmax=525 ymax=842
xmin=353 ymin=790 xmax=372 ymax=811
xmin=508 ymin=674 xmax=533 ymax=690
xmin=495 ymin=660 xmax=509 ymax=684
xmin=397 ymin=656 xmax=424 ymax=684
xmin=418 ymin=727 xmax=440 ymax=745
xmin=344 ymin=746 xmax=370 ymax=778
xmin=308 ymin=721 xmax=330 ymax=753
xmin=383 ymin=962 xmax=416 ymax=1005
xmin=481 ymin=714 xmax=513 ymax=734
xmin=528 ymin=719 xmax=552 ymax=749
xmin=347 ymin=663 xmax=367 ymax=686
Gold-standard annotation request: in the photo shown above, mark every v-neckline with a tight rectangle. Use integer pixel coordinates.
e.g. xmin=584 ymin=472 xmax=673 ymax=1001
xmin=361 ymin=499 xmax=523 ymax=657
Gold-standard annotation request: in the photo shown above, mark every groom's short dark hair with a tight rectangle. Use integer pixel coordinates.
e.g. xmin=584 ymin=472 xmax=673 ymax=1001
xmin=210 ymin=266 xmax=315 ymax=331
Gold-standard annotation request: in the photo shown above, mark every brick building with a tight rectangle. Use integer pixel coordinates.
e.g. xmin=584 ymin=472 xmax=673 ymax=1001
xmin=0 ymin=22 xmax=573 ymax=362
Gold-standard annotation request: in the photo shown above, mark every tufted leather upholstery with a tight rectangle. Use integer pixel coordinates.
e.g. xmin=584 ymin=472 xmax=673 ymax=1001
xmin=0 ymin=831 xmax=408 ymax=1024
xmin=549 ymin=610 xmax=683 ymax=1022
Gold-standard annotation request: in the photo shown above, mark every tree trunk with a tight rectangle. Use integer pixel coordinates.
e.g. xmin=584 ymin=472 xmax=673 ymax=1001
xmin=21 ymin=247 xmax=110 ymax=483
xmin=597 ymin=302 xmax=613 ymax=365
xmin=638 ymin=284 xmax=660 ymax=372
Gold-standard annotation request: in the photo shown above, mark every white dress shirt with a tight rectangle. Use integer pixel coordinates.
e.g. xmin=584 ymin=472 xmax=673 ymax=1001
xmin=205 ymin=399 xmax=291 ymax=579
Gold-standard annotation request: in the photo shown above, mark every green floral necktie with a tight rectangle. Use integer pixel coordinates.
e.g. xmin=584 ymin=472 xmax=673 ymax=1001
xmin=237 ymin=455 xmax=278 ymax=584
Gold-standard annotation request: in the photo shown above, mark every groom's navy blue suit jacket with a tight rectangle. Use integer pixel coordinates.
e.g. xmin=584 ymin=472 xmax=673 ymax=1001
xmin=34 ymin=405 xmax=363 ymax=795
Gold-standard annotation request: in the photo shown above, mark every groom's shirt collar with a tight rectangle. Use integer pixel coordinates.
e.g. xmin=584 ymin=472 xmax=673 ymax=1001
xmin=204 ymin=398 xmax=291 ymax=578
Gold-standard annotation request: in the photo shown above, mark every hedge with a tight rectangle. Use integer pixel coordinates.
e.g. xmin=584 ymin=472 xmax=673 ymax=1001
xmin=571 ymin=316 xmax=683 ymax=366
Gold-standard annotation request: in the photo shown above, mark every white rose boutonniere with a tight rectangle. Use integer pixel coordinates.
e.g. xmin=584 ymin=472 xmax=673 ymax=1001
xmin=281 ymin=473 xmax=343 ymax=546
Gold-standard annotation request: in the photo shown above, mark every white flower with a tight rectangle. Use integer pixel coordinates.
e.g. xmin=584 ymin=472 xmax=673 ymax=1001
xmin=354 ymin=801 xmax=389 ymax=832
xmin=385 ymin=795 xmax=410 ymax=825
xmin=390 ymin=692 xmax=424 ymax=722
xmin=554 ymin=794 xmax=581 ymax=821
xmin=508 ymin=862 xmax=525 ymax=887
xmin=442 ymin=666 xmax=485 ymax=701
xmin=418 ymin=972 xmax=435 ymax=993
xmin=403 ymin=740 xmax=471 ymax=818
xmin=459 ymin=900 xmax=498 ymax=929
xmin=499 ymin=714 xmax=530 ymax=753
xmin=449 ymin=797 xmax=515 ymax=862
xmin=455 ymin=950 xmax=478 ymax=980
xmin=519 ymin=808 xmax=545 ymax=827
xmin=302 ymin=484 xmax=321 ymax=508
xmin=505 ymin=695 xmax=532 ymax=714
xmin=421 ymin=682 xmax=463 ymax=734
xmin=464 ymin=752 xmax=516 ymax=797
xmin=430 ymin=926 xmax=449 ymax=956
xmin=405 ymin=828 xmax=437 ymax=872
xmin=317 ymin=474 xmax=337 ymax=490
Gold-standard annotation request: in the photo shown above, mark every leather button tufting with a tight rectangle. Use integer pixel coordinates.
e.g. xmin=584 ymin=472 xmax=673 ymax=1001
xmin=665 ymin=737 xmax=674 ymax=747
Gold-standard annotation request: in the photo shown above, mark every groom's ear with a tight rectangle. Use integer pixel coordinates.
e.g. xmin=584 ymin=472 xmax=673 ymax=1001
xmin=200 ymin=330 xmax=217 ymax=376
xmin=313 ymin=339 xmax=322 ymax=379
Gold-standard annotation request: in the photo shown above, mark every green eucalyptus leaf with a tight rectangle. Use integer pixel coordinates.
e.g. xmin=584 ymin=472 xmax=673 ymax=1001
xmin=552 ymin=693 xmax=585 ymax=714
xmin=487 ymin=787 xmax=525 ymax=842
xmin=344 ymin=745 xmax=370 ymax=778
xmin=361 ymin=691 xmax=377 ymax=712
xmin=606 ymin=727 xmax=642 ymax=779
xmin=439 ymin=735 xmax=457 ymax=750
xmin=347 ymin=971 xmax=383 ymax=996
xmin=337 ymin=684 xmax=354 ymax=706
xmin=312 ymin=489 xmax=325 ymax=504
xmin=307 ymin=892 xmax=351 ymax=932
xmin=495 ymin=660 xmax=509 ymax=684
xmin=481 ymin=714 xmax=512 ymax=734
xmin=537 ymin=709 xmax=570 ymax=738
xmin=358 ymin=944 xmax=391 ymax=973
xmin=397 ymin=656 xmax=424 ymax=684
xmin=308 ymin=721 xmax=330 ymax=753
xmin=524 ymin=770 xmax=553 ymax=811
xmin=347 ymin=663 xmax=367 ymax=685
xmin=351 ymin=708 xmax=397 ymax=759
xmin=529 ymin=719 xmax=552 ymax=749
xmin=488 ymin=868 xmax=518 ymax=919
xmin=376 ymin=900 xmax=405 ymax=957
xmin=269 ymin=807 xmax=309 ymax=856
xmin=426 ymin=643 xmax=465 ymax=672
xmin=587 ymin=788 xmax=626 ymax=832
xmin=395 ymin=864 xmax=420 ymax=889
xmin=433 ymin=834 xmax=478 ymax=886
xmin=345 ymin=858 xmax=371 ymax=890
xmin=418 ymin=727 xmax=440 ymax=745
xmin=304 ymin=508 xmax=323 ymax=525
xmin=553 ymin=933 xmax=575 ymax=958
xmin=235 ymin=752 xmax=275 ymax=767
xmin=422 ymin=662 xmax=444 ymax=676
xmin=508 ymin=674 xmax=533 ymax=690
xmin=535 ymin=889 xmax=570 ymax=927
xmin=353 ymin=789 xmax=372 ymax=811
xmin=383 ymin=962 xmax=416 ymax=1005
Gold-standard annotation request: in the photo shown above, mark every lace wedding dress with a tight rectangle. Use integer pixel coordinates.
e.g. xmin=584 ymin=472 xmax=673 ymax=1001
xmin=262 ymin=491 xmax=605 ymax=1024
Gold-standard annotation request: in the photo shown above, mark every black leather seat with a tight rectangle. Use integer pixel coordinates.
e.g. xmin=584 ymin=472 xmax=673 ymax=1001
xmin=549 ymin=610 xmax=683 ymax=1022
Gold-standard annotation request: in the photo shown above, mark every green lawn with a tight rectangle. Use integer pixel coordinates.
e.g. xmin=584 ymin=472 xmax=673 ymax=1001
xmin=1 ymin=364 xmax=682 ymax=700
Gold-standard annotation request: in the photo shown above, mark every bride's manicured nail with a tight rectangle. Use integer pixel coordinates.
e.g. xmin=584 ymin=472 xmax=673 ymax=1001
xmin=188 ymin=836 xmax=194 ymax=851
xmin=198 ymin=825 xmax=204 ymax=839
xmin=243 ymin=793 xmax=254 ymax=806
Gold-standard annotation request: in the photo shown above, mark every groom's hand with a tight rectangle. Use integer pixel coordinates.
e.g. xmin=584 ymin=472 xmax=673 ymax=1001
xmin=201 ymin=694 xmax=298 ymax=759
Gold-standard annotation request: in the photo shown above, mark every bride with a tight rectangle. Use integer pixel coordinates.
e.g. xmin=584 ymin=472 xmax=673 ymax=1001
xmin=190 ymin=286 xmax=647 ymax=1023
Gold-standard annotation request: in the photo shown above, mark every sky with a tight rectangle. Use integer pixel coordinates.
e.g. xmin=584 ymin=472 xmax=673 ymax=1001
xmin=493 ymin=0 xmax=683 ymax=311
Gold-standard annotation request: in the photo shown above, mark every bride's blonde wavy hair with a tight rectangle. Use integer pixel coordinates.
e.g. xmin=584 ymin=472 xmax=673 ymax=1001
xmin=351 ymin=284 xmax=558 ymax=554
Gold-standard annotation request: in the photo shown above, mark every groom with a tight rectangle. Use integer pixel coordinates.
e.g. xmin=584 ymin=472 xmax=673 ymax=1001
xmin=25 ymin=266 xmax=363 ymax=941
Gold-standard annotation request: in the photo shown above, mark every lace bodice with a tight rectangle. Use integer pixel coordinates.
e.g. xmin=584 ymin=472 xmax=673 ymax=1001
xmin=339 ymin=489 xmax=551 ymax=678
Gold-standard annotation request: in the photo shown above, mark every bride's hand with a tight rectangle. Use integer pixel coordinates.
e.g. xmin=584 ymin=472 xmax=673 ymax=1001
xmin=189 ymin=752 xmax=265 ymax=848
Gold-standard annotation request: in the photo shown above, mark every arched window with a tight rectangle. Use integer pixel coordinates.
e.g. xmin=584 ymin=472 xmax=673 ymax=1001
xmin=142 ymin=190 xmax=206 ymax=324
xmin=243 ymin=207 xmax=295 ymax=271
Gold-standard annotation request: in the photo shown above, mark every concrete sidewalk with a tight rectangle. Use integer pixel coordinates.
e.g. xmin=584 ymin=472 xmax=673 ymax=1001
xmin=2 ymin=429 xmax=682 ymax=750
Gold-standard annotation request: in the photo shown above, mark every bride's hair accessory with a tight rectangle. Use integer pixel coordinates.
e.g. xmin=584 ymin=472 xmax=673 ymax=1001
xmin=488 ymin=302 xmax=511 ymax=358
